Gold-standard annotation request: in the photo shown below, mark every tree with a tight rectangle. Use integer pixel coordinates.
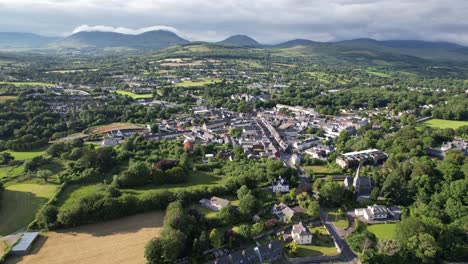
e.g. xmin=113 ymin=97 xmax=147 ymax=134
xmin=209 ymin=228 xmax=222 ymax=248
xmin=237 ymin=224 xmax=252 ymax=241
xmin=319 ymin=179 xmax=345 ymax=207
xmin=237 ymin=185 xmax=251 ymax=200
xmin=118 ymin=161 xmax=150 ymax=187
xmin=407 ymin=233 xmax=440 ymax=263
xmin=219 ymin=206 xmax=237 ymax=225
xmin=145 ymin=238 xmax=165 ymax=264
xmin=37 ymin=169 xmax=52 ymax=182
xmin=238 ymin=193 xmax=260 ymax=219
xmin=0 ymin=152 xmax=14 ymax=165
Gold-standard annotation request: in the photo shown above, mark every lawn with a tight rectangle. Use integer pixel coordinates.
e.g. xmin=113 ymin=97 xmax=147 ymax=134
xmin=174 ymin=78 xmax=221 ymax=87
xmin=302 ymin=165 xmax=340 ymax=176
xmin=367 ymin=223 xmax=397 ymax=241
xmin=422 ymin=119 xmax=468 ymax=129
xmin=3 ymin=148 xmax=47 ymax=160
xmin=0 ymin=182 xmax=58 ymax=235
xmin=191 ymin=204 xmax=219 ymax=219
xmin=0 ymin=82 xmax=55 ymax=87
xmin=326 ymin=208 xmax=349 ymax=229
xmin=0 ymin=164 xmax=24 ymax=179
xmin=115 ymin=90 xmax=153 ymax=99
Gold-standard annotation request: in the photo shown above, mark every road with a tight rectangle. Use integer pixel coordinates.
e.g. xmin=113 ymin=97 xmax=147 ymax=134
xmin=320 ymin=208 xmax=359 ymax=264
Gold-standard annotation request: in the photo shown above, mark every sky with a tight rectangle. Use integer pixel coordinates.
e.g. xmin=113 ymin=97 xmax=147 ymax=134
xmin=0 ymin=0 xmax=467 ymax=45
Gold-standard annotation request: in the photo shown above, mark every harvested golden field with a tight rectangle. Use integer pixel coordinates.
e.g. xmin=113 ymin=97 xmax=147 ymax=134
xmin=87 ymin=122 xmax=144 ymax=135
xmin=7 ymin=211 xmax=164 ymax=264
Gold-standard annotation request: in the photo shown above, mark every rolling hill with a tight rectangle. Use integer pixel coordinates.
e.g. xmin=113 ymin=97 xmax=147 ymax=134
xmin=0 ymin=32 xmax=59 ymax=48
xmin=218 ymin=35 xmax=262 ymax=47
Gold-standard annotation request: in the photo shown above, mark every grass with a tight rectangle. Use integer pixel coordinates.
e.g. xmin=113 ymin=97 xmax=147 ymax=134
xmin=0 ymin=96 xmax=17 ymax=102
xmin=0 ymin=82 xmax=55 ymax=87
xmin=302 ymin=165 xmax=341 ymax=176
xmin=367 ymin=223 xmax=397 ymax=241
xmin=326 ymin=208 xmax=349 ymax=229
xmin=56 ymin=184 xmax=102 ymax=209
xmin=422 ymin=119 xmax=468 ymax=129
xmin=0 ymin=182 xmax=58 ymax=235
xmin=0 ymin=164 xmax=24 ymax=179
xmin=191 ymin=204 xmax=220 ymax=219
xmin=3 ymin=148 xmax=47 ymax=160
xmin=174 ymin=78 xmax=221 ymax=87
xmin=115 ymin=90 xmax=153 ymax=99
xmin=86 ymin=122 xmax=144 ymax=135
xmin=366 ymin=70 xmax=390 ymax=78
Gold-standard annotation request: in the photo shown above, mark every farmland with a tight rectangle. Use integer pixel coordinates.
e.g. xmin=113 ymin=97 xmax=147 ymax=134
xmin=422 ymin=119 xmax=468 ymax=129
xmin=0 ymin=182 xmax=58 ymax=235
xmin=0 ymin=82 xmax=55 ymax=87
xmin=175 ymin=78 xmax=221 ymax=87
xmin=3 ymin=149 xmax=47 ymax=160
xmin=0 ymin=164 xmax=24 ymax=179
xmin=86 ymin=122 xmax=144 ymax=135
xmin=0 ymin=96 xmax=17 ymax=102
xmin=115 ymin=90 xmax=153 ymax=99
xmin=5 ymin=211 xmax=165 ymax=264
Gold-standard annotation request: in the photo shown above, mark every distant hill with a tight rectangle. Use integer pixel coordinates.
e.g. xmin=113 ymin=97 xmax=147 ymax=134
xmin=271 ymin=39 xmax=318 ymax=48
xmin=218 ymin=35 xmax=262 ymax=47
xmin=52 ymin=30 xmax=189 ymax=50
xmin=0 ymin=32 xmax=59 ymax=48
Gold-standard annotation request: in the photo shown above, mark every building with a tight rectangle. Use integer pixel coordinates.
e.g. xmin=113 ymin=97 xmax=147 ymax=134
xmin=101 ymin=137 xmax=119 ymax=147
xmin=254 ymin=240 xmax=283 ymax=262
xmin=290 ymin=153 xmax=302 ymax=165
xmin=272 ymin=203 xmax=296 ymax=221
xmin=206 ymin=240 xmax=282 ymax=264
xmin=11 ymin=232 xmax=40 ymax=255
xmin=291 ymin=222 xmax=312 ymax=244
xmin=230 ymin=247 xmax=260 ymax=264
xmin=343 ymin=161 xmax=375 ymax=195
xmin=200 ymin=197 xmax=231 ymax=211
xmin=336 ymin=149 xmax=388 ymax=169
xmin=354 ymin=204 xmax=401 ymax=221
xmin=272 ymin=176 xmax=289 ymax=193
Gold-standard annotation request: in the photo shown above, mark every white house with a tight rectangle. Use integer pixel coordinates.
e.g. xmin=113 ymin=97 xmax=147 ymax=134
xmin=199 ymin=197 xmax=231 ymax=211
xmin=272 ymin=176 xmax=289 ymax=193
xmin=291 ymin=222 xmax=312 ymax=244
xmin=355 ymin=204 xmax=390 ymax=221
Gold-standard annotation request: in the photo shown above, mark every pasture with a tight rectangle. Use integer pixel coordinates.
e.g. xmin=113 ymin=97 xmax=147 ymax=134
xmin=86 ymin=122 xmax=144 ymax=135
xmin=5 ymin=211 xmax=165 ymax=264
xmin=115 ymin=90 xmax=153 ymax=99
xmin=0 ymin=165 xmax=24 ymax=180
xmin=175 ymin=78 xmax=221 ymax=87
xmin=422 ymin=119 xmax=468 ymax=129
xmin=0 ymin=182 xmax=58 ymax=235
xmin=3 ymin=149 xmax=47 ymax=160
xmin=0 ymin=96 xmax=17 ymax=102
xmin=0 ymin=82 xmax=55 ymax=87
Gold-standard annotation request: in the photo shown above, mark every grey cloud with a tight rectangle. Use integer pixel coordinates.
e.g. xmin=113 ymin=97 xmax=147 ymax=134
xmin=0 ymin=0 xmax=467 ymax=45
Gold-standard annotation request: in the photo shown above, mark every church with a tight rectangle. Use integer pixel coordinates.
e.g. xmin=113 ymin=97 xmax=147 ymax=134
xmin=343 ymin=160 xmax=375 ymax=195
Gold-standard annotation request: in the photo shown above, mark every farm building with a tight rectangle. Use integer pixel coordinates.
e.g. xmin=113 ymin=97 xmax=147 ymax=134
xmin=11 ymin=232 xmax=40 ymax=255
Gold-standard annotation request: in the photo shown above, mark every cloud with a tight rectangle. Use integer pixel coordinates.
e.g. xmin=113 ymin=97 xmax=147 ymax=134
xmin=70 ymin=25 xmax=180 ymax=36
xmin=0 ymin=0 xmax=467 ymax=45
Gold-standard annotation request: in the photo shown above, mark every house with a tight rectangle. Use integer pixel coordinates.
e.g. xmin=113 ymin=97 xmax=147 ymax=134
xmin=272 ymin=203 xmax=296 ymax=221
xmin=272 ymin=176 xmax=289 ymax=193
xmin=230 ymin=247 xmax=260 ymax=264
xmin=290 ymin=153 xmax=302 ymax=165
xmin=254 ymin=240 xmax=283 ymax=262
xmin=336 ymin=149 xmax=388 ymax=169
xmin=200 ymin=197 xmax=231 ymax=211
xmin=354 ymin=204 xmax=401 ymax=221
xmin=343 ymin=161 xmax=375 ymax=195
xmin=291 ymin=222 xmax=312 ymax=244
xmin=101 ymin=137 xmax=119 ymax=147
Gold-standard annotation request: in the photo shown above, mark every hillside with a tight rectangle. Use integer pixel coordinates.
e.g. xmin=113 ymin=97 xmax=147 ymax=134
xmin=0 ymin=32 xmax=59 ymax=48
xmin=218 ymin=35 xmax=262 ymax=47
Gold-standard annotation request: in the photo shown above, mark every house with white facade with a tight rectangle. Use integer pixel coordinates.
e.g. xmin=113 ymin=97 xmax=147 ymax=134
xmin=291 ymin=222 xmax=312 ymax=244
xmin=272 ymin=176 xmax=289 ymax=193
xmin=355 ymin=204 xmax=391 ymax=221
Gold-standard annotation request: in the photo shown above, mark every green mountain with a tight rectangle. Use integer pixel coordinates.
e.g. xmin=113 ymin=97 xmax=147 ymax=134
xmin=0 ymin=32 xmax=59 ymax=48
xmin=218 ymin=35 xmax=262 ymax=47
xmin=51 ymin=30 xmax=189 ymax=50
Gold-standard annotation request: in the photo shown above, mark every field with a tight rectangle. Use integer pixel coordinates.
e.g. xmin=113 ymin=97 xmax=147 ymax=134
xmin=422 ymin=119 xmax=468 ymax=129
xmin=367 ymin=223 xmax=397 ymax=241
xmin=0 ymin=96 xmax=17 ymax=102
xmin=302 ymin=165 xmax=340 ymax=176
xmin=115 ymin=90 xmax=153 ymax=99
xmin=46 ymin=69 xmax=98 ymax=74
xmin=86 ymin=122 xmax=144 ymax=135
xmin=3 ymin=149 xmax=47 ymax=160
xmin=175 ymin=78 xmax=221 ymax=87
xmin=0 ymin=183 xmax=58 ymax=235
xmin=5 ymin=211 xmax=165 ymax=264
xmin=0 ymin=165 xmax=24 ymax=179
xmin=366 ymin=70 xmax=391 ymax=78
xmin=0 ymin=82 xmax=55 ymax=87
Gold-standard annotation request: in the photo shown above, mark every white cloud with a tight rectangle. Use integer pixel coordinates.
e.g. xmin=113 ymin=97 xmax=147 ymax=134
xmin=70 ymin=25 xmax=180 ymax=36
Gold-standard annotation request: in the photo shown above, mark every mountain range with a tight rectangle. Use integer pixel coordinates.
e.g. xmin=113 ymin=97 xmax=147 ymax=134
xmin=1 ymin=30 xmax=468 ymax=62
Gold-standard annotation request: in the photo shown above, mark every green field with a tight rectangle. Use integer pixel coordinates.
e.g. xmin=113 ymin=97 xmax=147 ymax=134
xmin=175 ymin=78 xmax=221 ymax=87
xmin=0 ymin=164 xmax=24 ymax=179
xmin=3 ymin=149 xmax=47 ymax=160
xmin=0 ymin=182 xmax=58 ymax=235
xmin=367 ymin=223 xmax=397 ymax=240
xmin=326 ymin=208 xmax=349 ymax=229
xmin=0 ymin=82 xmax=55 ymax=87
xmin=366 ymin=70 xmax=391 ymax=78
xmin=422 ymin=119 xmax=468 ymax=129
xmin=115 ymin=90 xmax=153 ymax=99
